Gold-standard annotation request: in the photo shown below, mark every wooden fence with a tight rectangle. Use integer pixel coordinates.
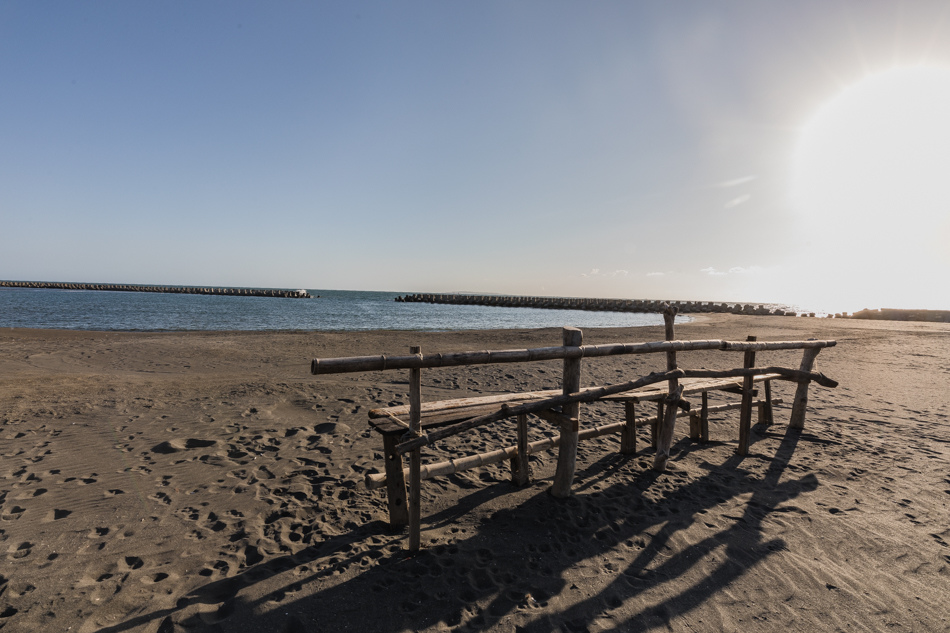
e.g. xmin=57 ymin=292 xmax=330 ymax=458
xmin=309 ymin=308 xmax=837 ymax=550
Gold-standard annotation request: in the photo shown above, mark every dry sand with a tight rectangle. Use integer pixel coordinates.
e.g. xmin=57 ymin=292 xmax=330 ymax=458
xmin=0 ymin=315 xmax=948 ymax=632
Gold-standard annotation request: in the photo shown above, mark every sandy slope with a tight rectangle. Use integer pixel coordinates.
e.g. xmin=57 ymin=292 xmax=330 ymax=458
xmin=0 ymin=315 xmax=948 ymax=632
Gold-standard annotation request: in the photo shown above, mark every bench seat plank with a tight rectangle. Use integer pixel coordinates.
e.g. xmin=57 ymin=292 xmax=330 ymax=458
xmin=600 ymin=373 xmax=782 ymax=402
xmin=368 ymin=399 xmax=559 ymax=435
xmin=367 ymin=374 xmax=782 ymax=436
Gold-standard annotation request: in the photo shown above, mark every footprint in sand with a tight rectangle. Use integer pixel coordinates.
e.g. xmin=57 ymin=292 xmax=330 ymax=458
xmin=151 ymin=439 xmax=218 ymax=454
xmin=119 ymin=555 xmax=144 ymax=571
xmin=7 ymin=541 xmax=32 ymax=560
xmin=42 ymin=508 xmax=72 ymax=522
xmin=1 ymin=506 xmax=25 ymax=521
xmin=86 ymin=527 xmax=110 ymax=539
xmin=150 ymin=492 xmax=172 ymax=505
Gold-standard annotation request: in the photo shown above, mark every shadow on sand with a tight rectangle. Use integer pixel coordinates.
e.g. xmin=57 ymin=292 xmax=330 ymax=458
xmin=99 ymin=424 xmax=819 ymax=632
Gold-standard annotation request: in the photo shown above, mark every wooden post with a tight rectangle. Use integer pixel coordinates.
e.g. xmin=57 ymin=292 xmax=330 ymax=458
xmin=511 ymin=413 xmax=531 ymax=486
xmin=737 ymin=335 xmax=756 ymax=456
xmin=653 ymin=385 xmax=684 ymax=471
xmin=652 ymin=306 xmax=679 ymax=469
xmin=790 ymin=347 xmax=821 ymax=429
xmin=408 ymin=346 xmax=422 ymax=552
xmin=763 ymin=380 xmax=774 ymax=425
xmin=621 ymin=401 xmax=637 ymax=454
xmin=689 ymin=410 xmax=700 ymax=441
xmin=382 ymin=435 xmax=409 ymax=527
xmin=700 ymin=390 xmax=709 ymax=443
xmin=663 ymin=306 xmax=678 ymax=391
xmin=551 ymin=327 xmax=582 ymax=498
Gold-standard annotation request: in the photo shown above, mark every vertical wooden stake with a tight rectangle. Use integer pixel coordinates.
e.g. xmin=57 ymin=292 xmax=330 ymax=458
xmin=700 ymin=390 xmax=709 ymax=443
xmin=663 ymin=306 xmax=678 ymax=392
xmin=382 ymin=435 xmax=409 ymax=527
xmin=511 ymin=413 xmax=531 ymax=486
xmin=652 ymin=305 xmax=679 ymax=469
xmin=551 ymin=327 xmax=582 ymax=498
xmin=653 ymin=385 xmax=684 ymax=471
xmin=763 ymin=380 xmax=774 ymax=426
xmin=689 ymin=410 xmax=700 ymax=441
xmin=790 ymin=347 xmax=821 ymax=429
xmin=737 ymin=335 xmax=756 ymax=456
xmin=621 ymin=401 xmax=637 ymax=454
xmin=408 ymin=345 xmax=423 ymax=552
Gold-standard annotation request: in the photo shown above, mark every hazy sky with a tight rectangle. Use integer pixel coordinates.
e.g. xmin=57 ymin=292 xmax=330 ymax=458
xmin=3 ymin=1 xmax=950 ymax=311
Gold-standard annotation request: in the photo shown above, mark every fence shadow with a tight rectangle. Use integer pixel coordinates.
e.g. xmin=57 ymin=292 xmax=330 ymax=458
xmin=97 ymin=423 xmax=816 ymax=632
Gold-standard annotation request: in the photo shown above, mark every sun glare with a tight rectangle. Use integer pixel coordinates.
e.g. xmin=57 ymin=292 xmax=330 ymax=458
xmin=790 ymin=66 xmax=950 ymax=311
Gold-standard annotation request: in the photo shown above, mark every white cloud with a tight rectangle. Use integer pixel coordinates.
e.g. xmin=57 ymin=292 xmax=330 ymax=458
xmin=723 ymin=194 xmax=751 ymax=209
xmin=581 ymin=268 xmax=628 ymax=278
xmin=701 ymin=265 xmax=761 ymax=276
xmin=646 ymin=271 xmax=665 ymax=277
xmin=717 ymin=175 xmax=757 ymax=188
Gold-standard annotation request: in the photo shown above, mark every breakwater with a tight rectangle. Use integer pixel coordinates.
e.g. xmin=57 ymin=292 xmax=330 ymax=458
xmin=846 ymin=308 xmax=950 ymax=323
xmin=0 ymin=280 xmax=311 ymax=299
xmin=395 ymin=294 xmax=810 ymax=316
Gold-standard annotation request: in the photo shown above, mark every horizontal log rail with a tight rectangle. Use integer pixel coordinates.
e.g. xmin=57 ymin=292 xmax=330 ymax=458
xmin=366 ymin=397 xmax=784 ymax=490
xmin=310 ymin=339 xmax=836 ymax=375
xmin=394 ymin=366 xmax=835 ymax=455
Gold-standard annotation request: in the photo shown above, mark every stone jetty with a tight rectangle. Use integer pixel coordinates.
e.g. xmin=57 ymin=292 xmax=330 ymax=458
xmin=0 ymin=280 xmax=311 ymax=299
xmin=395 ymin=293 xmax=806 ymax=316
xmin=844 ymin=308 xmax=950 ymax=323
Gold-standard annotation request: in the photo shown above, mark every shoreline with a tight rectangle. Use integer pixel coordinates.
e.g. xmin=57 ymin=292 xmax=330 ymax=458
xmin=1 ymin=315 xmax=948 ymax=632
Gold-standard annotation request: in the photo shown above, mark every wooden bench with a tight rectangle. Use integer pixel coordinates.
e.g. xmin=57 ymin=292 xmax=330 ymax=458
xmin=365 ymin=374 xmax=784 ymax=497
xmin=311 ymin=310 xmax=837 ymax=550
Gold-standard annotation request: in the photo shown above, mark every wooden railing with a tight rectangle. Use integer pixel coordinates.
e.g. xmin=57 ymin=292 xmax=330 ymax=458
xmin=309 ymin=308 xmax=837 ymax=550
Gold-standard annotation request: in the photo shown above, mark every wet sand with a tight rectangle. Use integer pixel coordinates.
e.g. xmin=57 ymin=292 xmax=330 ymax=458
xmin=1 ymin=315 xmax=948 ymax=632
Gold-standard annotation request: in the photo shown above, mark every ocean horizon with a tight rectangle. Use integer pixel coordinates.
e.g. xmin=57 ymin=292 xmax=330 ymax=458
xmin=0 ymin=286 xmax=816 ymax=332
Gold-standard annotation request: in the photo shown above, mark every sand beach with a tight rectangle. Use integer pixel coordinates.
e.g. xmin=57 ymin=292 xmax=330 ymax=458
xmin=1 ymin=314 xmax=948 ymax=632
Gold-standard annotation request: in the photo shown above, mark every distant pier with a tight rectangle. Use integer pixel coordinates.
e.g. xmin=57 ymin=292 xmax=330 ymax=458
xmin=0 ymin=280 xmax=311 ymax=299
xmin=395 ymin=293 xmax=807 ymax=316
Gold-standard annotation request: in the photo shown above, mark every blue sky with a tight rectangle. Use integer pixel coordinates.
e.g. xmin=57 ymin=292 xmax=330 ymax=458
xmin=3 ymin=1 xmax=950 ymax=311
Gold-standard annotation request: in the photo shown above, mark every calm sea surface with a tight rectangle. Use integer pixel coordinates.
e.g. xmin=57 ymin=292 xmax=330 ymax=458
xmin=0 ymin=288 xmax=677 ymax=332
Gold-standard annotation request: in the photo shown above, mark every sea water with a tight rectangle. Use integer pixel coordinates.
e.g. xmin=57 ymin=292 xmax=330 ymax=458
xmin=0 ymin=288 xmax=674 ymax=332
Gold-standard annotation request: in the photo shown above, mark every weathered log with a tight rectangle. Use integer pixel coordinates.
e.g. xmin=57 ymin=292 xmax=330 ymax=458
xmin=720 ymin=340 xmax=836 ymax=351
xmin=737 ymin=336 xmax=757 ymax=456
xmin=621 ymin=401 xmax=636 ymax=454
xmin=533 ymin=408 xmax=577 ymax=429
xmin=653 ymin=385 xmax=685 ymax=471
xmin=511 ymin=413 xmax=530 ymax=486
xmin=663 ymin=306 xmax=679 ymax=393
xmin=370 ymin=390 xmax=562 ymax=419
xmin=551 ymin=327 xmax=583 ymax=498
xmin=382 ymin=435 xmax=408 ymax=526
xmin=313 ymin=340 xmax=726 ymax=374
xmin=762 ymin=380 xmax=774 ymax=425
xmin=790 ymin=347 xmax=821 ymax=429
xmin=700 ymin=391 xmax=709 ymax=442
xmin=313 ymin=339 xmax=837 ymax=375
xmin=678 ymin=367 xmax=836 ymax=388
xmin=408 ymin=346 xmax=422 ymax=552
